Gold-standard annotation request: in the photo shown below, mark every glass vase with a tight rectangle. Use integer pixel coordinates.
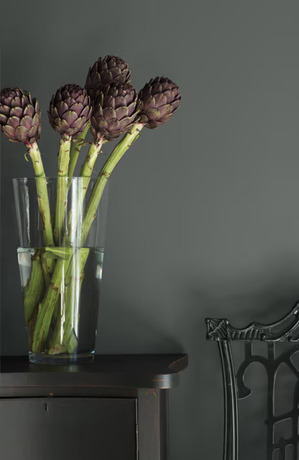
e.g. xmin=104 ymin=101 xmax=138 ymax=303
xmin=12 ymin=177 xmax=108 ymax=364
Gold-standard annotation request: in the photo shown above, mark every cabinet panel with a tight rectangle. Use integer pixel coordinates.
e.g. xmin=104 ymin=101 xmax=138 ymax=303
xmin=0 ymin=397 xmax=136 ymax=460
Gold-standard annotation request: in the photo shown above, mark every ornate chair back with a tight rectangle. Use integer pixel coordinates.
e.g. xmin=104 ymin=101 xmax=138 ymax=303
xmin=206 ymin=303 xmax=299 ymax=460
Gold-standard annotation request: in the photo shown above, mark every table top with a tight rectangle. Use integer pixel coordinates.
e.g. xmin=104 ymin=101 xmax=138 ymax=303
xmin=0 ymin=354 xmax=188 ymax=392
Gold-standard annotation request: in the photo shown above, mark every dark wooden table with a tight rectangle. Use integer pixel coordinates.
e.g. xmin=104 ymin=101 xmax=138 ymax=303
xmin=0 ymin=354 xmax=188 ymax=460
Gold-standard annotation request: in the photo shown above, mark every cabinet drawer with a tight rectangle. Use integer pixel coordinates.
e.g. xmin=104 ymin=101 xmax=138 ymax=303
xmin=0 ymin=397 xmax=137 ymax=460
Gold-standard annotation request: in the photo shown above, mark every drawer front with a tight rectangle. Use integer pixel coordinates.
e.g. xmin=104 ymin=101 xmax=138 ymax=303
xmin=0 ymin=397 xmax=137 ymax=460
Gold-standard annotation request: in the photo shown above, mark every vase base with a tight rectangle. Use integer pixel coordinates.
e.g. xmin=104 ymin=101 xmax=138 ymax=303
xmin=28 ymin=351 xmax=95 ymax=365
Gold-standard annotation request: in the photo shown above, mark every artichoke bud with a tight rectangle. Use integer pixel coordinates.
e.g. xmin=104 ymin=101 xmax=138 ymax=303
xmin=91 ymin=83 xmax=139 ymax=142
xmin=138 ymin=77 xmax=181 ymax=129
xmin=48 ymin=84 xmax=92 ymax=138
xmin=0 ymin=87 xmax=41 ymax=144
xmin=85 ymin=55 xmax=131 ymax=101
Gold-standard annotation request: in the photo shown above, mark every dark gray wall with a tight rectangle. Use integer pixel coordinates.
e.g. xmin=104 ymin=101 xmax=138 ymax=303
xmin=1 ymin=1 xmax=299 ymax=458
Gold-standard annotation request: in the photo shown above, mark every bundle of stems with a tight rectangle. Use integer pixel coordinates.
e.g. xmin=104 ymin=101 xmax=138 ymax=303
xmin=32 ymin=122 xmax=144 ymax=354
xmin=0 ymin=56 xmax=181 ymax=357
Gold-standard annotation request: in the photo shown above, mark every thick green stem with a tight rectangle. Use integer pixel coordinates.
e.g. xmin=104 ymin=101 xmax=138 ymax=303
xmin=63 ymin=248 xmax=90 ymax=346
xmin=81 ymin=123 xmax=144 ymax=244
xmin=23 ymin=143 xmax=55 ymax=335
xmin=47 ymin=251 xmax=78 ymax=355
xmin=32 ymin=258 xmax=65 ymax=352
xmin=68 ymin=123 xmax=90 ymax=180
xmin=23 ymin=250 xmax=45 ymax=324
xmin=64 ymin=248 xmax=89 ymax=353
xmin=48 ymin=248 xmax=90 ymax=355
xmin=27 ymin=142 xmax=55 ymax=295
xmin=27 ymin=142 xmax=54 ymax=248
xmin=54 ymin=136 xmax=72 ymax=245
xmin=80 ymin=139 xmax=103 ymax=178
xmin=65 ymin=139 xmax=104 ymax=244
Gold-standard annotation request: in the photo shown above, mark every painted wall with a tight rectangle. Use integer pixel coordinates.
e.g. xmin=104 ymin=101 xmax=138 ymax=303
xmin=1 ymin=1 xmax=299 ymax=458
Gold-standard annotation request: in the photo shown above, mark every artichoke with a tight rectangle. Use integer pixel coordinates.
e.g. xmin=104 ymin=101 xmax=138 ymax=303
xmin=85 ymin=55 xmax=131 ymax=100
xmin=91 ymin=83 xmax=138 ymax=142
xmin=138 ymin=77 xmax=181 ymax=128
xmin=0 ymin=87 xmax=41 ymax=144
xmin=48 ymin=84 xmax=91 ymax=138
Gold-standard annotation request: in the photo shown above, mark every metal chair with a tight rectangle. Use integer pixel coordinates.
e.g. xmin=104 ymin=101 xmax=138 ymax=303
xmin=206 ymin=302 xmax=299 ymax=460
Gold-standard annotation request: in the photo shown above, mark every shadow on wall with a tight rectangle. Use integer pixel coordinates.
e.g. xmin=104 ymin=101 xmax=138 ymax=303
xmin=167 ymin=252 xmax=299 ymax=458
xmin=177 ymin=251 xmax=299 ymax=329
xmin=97 ymin=299 xmax=184 ymax=354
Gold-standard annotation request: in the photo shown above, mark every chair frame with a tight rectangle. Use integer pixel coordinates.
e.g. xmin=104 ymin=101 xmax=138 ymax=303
xmin=206 ymin=302 xmax=299 ymax=460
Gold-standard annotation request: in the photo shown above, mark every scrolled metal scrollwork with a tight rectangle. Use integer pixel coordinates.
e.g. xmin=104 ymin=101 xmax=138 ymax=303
xmin=206 ymin=301 xmax=299 ymax=460
xmin=206 ymin=301 xmax=299 ymax=343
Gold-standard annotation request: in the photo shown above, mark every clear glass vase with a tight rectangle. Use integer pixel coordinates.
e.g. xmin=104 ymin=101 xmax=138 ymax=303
xmin=12 ymin=177 xmax=108 ymax=364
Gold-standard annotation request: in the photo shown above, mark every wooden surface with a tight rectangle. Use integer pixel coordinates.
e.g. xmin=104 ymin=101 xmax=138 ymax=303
xmin=0 ymin=398 xmax=137 ymax=460
xmin=0 ymin=354 xmax=188 ymax=394
xmin=0 ymin=354 xmax=188 ymax=459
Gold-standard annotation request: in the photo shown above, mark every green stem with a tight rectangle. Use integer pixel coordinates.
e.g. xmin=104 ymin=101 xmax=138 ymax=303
xmin=23 ymin=249 xmax=45 ymax=324
xmin=43 ymin=247 xmax=75 ymax=259
xmin=68 ymin=123 xmax=90 ymax=180
xmin=54 ymin=136 xmax=72 ymax=245
xmin=64 ymin=248 xmax=89 ymax=353
xmin=27 ymin=142 xmax=54 ymax=248
xmin=56 ymin=139 xmax=103 ymax=247
xmin=81 ymin=123 xmax=144 ymax=244
xmin=80 ymin=139 xmax=103 ymax=178
xmin=48 ymin=248 xmax=90 ymax=355
xmin=27 ymin=142 xmax=55 ymax=289
xmin=23 ymin=143 xmax=55 ymax=335
xmin=66 ymin=139 xmax=104 ymax=244
xmin=32 ymin=258 xmax=66 ymax=352
xmin=63 ymin=248 xmax=90 ymax=346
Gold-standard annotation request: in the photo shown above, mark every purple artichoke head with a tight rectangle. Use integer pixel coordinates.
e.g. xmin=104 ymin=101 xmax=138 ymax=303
xmin=0 ymin=87 xmax=41 ymax=144
xmin=48 ymin=84 xmax=92 ymax=138
xmin=91 ymin=83 xmax=139 ymax=142
xmin=85 ymin=55 xmax=131 ymax=100
xmin=138 ymin=77 xmax=181 ymax=129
